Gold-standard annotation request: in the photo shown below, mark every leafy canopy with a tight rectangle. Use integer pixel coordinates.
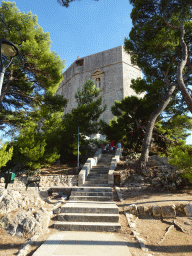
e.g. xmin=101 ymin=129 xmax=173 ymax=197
xmin=0 ymin=1 xmax=66 ymax=137
xmin=0 ymin=142 xmax=13 ymax=170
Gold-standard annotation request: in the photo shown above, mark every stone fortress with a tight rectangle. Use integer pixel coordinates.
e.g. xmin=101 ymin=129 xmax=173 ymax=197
xmin=56 ymin=45 xmax=143 ymax=123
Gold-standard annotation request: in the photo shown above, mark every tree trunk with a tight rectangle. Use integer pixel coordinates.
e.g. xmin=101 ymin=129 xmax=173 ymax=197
xmin=140 ymin=84 xmax=176 ymax=175
xmin=176 ymin=25 xmax=192 ymax=113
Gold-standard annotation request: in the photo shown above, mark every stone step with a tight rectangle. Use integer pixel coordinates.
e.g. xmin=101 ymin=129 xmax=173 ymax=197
xmin=85 ymin=180 xmax=108 ymax=184
xmin=91 ymin=166 xmax=109 ymax=168
xmin=61 ymin=201 xmax=119 ymax=214
xmin=72 ymin=187 xmax=112 ymax=192
xmin=54 ymin=221 xmax=121 ymax=232
xmin=71 ymin=191 xmax=113 ymax=196
xmin=91 ymin=168 xmax=109 ymax=170
xmin=57 ymin=213 xmax=119 ymax=222
xmin=69 ymin=196 xmax=113 ymax=201
xmin=88 ymin=173 xmax=108 ymax=176
xmin=86 ymin=178 xmax=108 ymax=181
xmin=90 ymin=167 xmax=108 ymax=170
xmin=88 ymin=171 xmax=109 ymax=175
xmin=84 ymin=181 xmax=108 ymax=184
xmin=88 ymin=174 xmax=108 ymax=177
xmin=84 ymin=184 xmax=109 ymax=187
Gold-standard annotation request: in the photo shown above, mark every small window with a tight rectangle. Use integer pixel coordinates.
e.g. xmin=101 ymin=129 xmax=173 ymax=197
xmin=75 ymin=59 xmax=84 ymax=66
xmin=96 ymin=78 xmax=101 ymax=88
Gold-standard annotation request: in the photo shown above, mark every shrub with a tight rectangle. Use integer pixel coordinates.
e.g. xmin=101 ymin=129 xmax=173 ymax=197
xmin=168 ymin=143 xmax=192 ymax=183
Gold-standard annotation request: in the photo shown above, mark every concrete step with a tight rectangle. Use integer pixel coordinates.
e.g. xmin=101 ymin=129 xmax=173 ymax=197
xmin=71 ymin=191 xmax=113 ymax=196
xmin=85 ymin=180 xmax=108 ymax=184
xmin=88 ymin=174 xmax=108 ymax=177
xmin=88 ymin=172 xmax=109 ymax=176
xmin=91 ymin=166 xmax=109 ymax=168
xmin=57 ymin=213 xmax=119 ymax=222
xmin=69 ymin=196 xmax=113 ymax=201
xmin=91 ymin=167 xmax=109 ymax=170
xmin=72 ymin=187 xmax=112 ymax=192
xmin=88 ymin=170 xmax=108 ymax=173
xmin=86 ymin=178 xmax=108 ymax=181
xmin=87 ymin=173 xmax=108 ymax=176
xmin=61 ymin=201 xmax=119 ymax=214
xmin=54 ymin=221 xmax=121 ymax=232
xmin=84 ymin=181 xmax=108 ymax=184
xmin=84 ymin=184 xmax=109 ymax=187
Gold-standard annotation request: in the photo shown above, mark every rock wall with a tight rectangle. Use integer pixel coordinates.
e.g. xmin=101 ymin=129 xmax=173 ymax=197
xmin=0 ymin=175 xmax=78 ymax=189
xmin=0 ymin=189 xmax=52 ymax=238
xmin=120 ymin=153 xmax=190 ymax=192
xmin=124 ymin=202 xmax=192 ymax=218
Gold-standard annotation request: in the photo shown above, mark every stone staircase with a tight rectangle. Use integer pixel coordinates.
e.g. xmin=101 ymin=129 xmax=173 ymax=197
xmin=54 ymin=153 xmax=121 ymax=232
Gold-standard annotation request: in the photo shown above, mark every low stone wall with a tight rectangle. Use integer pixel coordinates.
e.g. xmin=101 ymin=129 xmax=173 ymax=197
xmin=0 ymin=174 xmax=78 ymax=189
xmin=78 ymin=148 xmax=102 ymax=186
xmin=124 ymin=203 xmax=192 ymax=218
xmin=108 ymin=148 xmax=122 ymax=186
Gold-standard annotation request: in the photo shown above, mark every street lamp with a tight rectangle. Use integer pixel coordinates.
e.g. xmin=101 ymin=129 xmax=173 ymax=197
xmin=77 ymin=118 xmax=81 ymax=169
xmin=0 ymin=38 xmax=19 ymax=95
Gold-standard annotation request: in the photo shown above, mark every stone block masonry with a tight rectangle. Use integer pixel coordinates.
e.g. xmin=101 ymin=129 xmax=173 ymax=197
xmin=0 ymin=175 xmax=78 ymax=189
xmin=56 ymin=46 xmax=144 ymax=123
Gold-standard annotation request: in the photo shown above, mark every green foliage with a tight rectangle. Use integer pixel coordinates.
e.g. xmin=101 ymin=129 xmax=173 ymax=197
xmin=101 ymin=95 xmax=154 ymax=151
xmin=11 ymin=107 xmax=63 ymax=170
xmin=126 ymin=0 xmax=192 ymax=105
xmin=156 ymin=115 xmax=192 ymax=141
xmin=0 ymin=142 xmax=13 ymax=170
xmin=101 ymin=90 xmax=191 ymax=155
xmin=0 ymin=1 xmax=65 ymax=136
xmin=75 ymin=79 xmax=100 ymax=106
xmin=59 ymin=79 xmax=105 ymax=162
xmin=57 ymin=0 xmax=99 ymax=8
xmin=124 ymin=0 xmax=192 ymax=162
xmin=89 ymin=139 xmax=105 ymax=148
xmin=168 ymin=143 xmax=192 ymax=183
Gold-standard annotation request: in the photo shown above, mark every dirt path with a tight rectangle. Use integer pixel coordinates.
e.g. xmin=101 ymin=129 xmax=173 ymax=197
xmin=115 ymin=186 xmax=192 ymax=256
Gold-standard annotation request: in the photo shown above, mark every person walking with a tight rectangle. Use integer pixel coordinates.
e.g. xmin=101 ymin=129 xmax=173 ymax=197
xmin=117 ymin=141 xmax=121 ymax=148
xmin=110 ymin=140 xmax=114 ymax=152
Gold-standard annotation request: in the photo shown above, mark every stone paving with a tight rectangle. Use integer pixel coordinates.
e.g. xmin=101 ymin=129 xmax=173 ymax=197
xmin=54 ymin=154 xmax=121 ymax=232
xmin=32 ymin=154 xmax=134 ymax=256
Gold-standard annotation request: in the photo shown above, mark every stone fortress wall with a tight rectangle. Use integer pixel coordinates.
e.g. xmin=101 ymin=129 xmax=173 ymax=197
xmin=56 ymin=45 xmax=143 ymax=123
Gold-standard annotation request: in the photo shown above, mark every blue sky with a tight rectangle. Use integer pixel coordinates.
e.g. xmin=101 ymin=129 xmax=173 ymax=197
xmin=0 ymin=0 xmax=192 ymax=145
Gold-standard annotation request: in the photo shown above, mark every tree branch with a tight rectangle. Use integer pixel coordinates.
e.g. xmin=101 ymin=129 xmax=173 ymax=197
xmin=0 ymin=69 xmax=23 ymax=102
xmin=184 ymin=47 xmax=192 ymax=80
xmin=5 ymin=90 xmax=41 ymax=105
xmin=163 ymin=18 xmax=180 ymax=30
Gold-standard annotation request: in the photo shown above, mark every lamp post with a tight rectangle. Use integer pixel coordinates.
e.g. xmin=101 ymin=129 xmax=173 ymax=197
xmin=77 ymin=124 xmax=80 ymax=168
xmin=77 ymin=118 xmax=81 ymax=169
xmin=0 ymin=38 xmax=19 ymax=95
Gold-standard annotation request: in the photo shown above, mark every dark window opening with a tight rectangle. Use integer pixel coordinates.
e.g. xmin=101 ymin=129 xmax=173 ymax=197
xmin=75 ymin=59 xmax=84 ymax=66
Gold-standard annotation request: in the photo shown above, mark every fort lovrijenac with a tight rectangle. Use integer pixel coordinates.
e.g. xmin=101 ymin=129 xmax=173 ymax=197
xmin=56 ymin=45 xmax=144 ymax=123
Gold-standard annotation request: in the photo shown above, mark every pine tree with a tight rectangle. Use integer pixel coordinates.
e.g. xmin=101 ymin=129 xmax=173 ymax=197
xmin=0 ymin=1 xmax=65 ymax=137
xmin=125 ymin=0 xmax=192 ymax=170
xmin=0 ymin=142 xmax=13 ymax=170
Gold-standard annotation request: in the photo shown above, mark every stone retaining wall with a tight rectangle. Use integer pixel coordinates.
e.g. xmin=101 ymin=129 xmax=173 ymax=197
xmin=0 ymin=175 xmax=78 ymax=189
xmin=108 ymin=148 xmax=122 ymax=185
xmin=124 ymin=203 xmax=192 ymax=218
xmin=78 ymin=148 xmax=102 ymax=186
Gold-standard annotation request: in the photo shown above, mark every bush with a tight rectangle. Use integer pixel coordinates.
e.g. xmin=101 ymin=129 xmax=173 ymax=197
xmin=0 ymin=143 xmax=13 ymax=170
xmin=168 ymin=143 xmax=192 ymax=183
